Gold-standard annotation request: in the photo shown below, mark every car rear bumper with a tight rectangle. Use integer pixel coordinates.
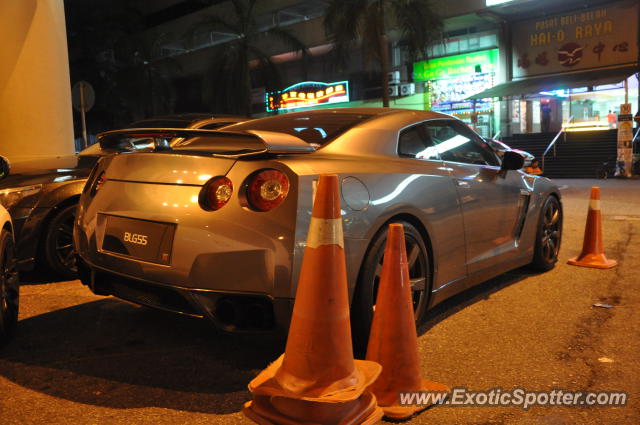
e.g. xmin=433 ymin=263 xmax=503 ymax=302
xmin=76 ymin=255 xmax=293 ymax=333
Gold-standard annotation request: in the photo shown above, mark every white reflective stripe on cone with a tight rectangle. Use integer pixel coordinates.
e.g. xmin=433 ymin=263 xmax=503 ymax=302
xmin=306 ymin=217 xmax=344 ymax=249
xmin=590 ymin=199 xmax=601 ymax=211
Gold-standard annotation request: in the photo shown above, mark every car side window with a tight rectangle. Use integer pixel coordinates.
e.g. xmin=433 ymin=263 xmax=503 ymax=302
xmin=425 ymin=120 xmax=500 ymax=166
xmin=398 ymin=124 xmax=440 ymax=160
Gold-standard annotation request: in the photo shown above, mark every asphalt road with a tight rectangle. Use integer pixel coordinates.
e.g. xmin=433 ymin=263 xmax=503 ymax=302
xmin=1 ymin=178 xmax=638 ymax=424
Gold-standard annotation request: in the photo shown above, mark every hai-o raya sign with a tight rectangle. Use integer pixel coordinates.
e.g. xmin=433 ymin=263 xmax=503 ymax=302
xmin=512 ymin=1 xmax=638 ymax=78
xmin=266 ymin=81 xmax=349 ymax=112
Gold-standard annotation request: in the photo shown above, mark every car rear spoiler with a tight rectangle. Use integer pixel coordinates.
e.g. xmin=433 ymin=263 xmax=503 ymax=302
xmin=97 ymin=128 xmax=315 ymax=156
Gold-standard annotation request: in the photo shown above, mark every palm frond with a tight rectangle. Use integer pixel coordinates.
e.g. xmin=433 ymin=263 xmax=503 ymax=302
xmin=229 ymin=0 xmax=246 ymax=24
xmin=264 ymin=26 xmax=310 ymax=62
xmin=324 ymin=0 xmax=368 ymax=68
xmin=186 ymin=15 xmax=240 ymax=47
xmin=392 ymin=0 xmax=442 ymax=60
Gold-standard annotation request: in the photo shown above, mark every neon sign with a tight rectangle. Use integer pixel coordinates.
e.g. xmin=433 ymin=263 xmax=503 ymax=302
xmin=266 ymin=81 xmax=349 ymax=112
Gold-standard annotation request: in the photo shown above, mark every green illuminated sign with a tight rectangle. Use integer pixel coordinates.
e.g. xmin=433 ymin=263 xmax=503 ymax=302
xmin=413 ymin=49 xmax=499 ymax=81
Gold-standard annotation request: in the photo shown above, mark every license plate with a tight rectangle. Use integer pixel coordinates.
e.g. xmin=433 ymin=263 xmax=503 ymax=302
xmin=101 ymin=215 xmax=176 ymax=265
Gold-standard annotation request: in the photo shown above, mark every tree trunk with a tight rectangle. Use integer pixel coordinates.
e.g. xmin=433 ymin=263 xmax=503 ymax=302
xmin=379 ymin=33 xmax=390 ymax=107
xmin=241 ymin=42 xmax=252 ymax=117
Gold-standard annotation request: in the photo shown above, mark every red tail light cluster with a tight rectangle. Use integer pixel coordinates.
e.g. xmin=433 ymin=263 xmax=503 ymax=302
xmin=199 ymin=176 xmax=233 ymax=211
xmin=198 ymin=169 xmax=289 ymax=212
xmin=245 ymin=169 xmax=290 ymax=212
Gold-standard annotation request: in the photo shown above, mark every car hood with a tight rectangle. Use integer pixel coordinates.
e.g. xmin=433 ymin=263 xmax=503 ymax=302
xmin=0 ymin=155 xmax=95 ymax=188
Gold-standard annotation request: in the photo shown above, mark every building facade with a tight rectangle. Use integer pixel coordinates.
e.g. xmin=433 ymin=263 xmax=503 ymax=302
xmin=67 ymin=0 xmax=639 ymax=141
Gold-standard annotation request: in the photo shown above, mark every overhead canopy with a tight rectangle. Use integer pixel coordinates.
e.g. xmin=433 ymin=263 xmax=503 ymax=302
xmin=467 ymin=64 xmax=639 ymax=100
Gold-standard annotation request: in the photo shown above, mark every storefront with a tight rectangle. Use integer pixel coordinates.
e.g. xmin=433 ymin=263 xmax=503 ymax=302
xmin=413 ymin=48 xmax=500 ymax=138
xmin=470 ymin=0 xmax=639 ymax=137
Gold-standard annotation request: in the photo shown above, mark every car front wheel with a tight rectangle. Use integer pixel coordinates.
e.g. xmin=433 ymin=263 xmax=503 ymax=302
xmin=530 ymin=196 xmax=562 ymax=271
xmin=351 ymin=221 xmax=431 ymax=356
xmin=0 ymin=229 xmax=19 ymax=345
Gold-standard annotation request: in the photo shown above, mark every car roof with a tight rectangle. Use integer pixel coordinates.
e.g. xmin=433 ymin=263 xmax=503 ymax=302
xmin=259 ymin=107 xmax=452 ymax=119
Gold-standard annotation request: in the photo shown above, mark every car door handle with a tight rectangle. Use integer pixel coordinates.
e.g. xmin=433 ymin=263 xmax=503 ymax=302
xmin=455 ymin=180 xmax=470 ymax=188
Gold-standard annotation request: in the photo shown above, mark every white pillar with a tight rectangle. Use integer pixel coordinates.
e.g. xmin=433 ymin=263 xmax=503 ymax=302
xmin=0 ymin=0 xmax=75 ymax=163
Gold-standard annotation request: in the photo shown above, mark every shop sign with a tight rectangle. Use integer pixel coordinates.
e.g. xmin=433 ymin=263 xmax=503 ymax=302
xmin=414 ymin=49 xmax=498 ymax=81
xmin=426 ymin=73 xmax=495 ymax=104
xmin=512 ymin=1 xmax=638 ymax=78
xmin=266 ymin=81 xmax=349 ymax=112
xmin=617 ymin=103 xmax=633 ymax=176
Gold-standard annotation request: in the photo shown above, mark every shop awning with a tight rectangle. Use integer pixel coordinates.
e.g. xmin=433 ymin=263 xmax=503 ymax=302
xmin=467 ymin=64 xmax=639 ymax=100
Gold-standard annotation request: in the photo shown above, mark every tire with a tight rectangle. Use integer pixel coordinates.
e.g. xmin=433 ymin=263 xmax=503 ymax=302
xmin=0 ymin=229 xmax=19 ymax=345
xmin=530 ymin=196 xmax=562 ymax=271
xmin=351 ymin=221 xmax=431 ymax=356
xmin=42 ymin=203 xmax=78 ymax=280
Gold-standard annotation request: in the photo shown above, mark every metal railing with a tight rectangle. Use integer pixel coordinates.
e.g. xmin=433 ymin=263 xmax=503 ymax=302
xmin=541 ymin=116 xmax=573 ymax=172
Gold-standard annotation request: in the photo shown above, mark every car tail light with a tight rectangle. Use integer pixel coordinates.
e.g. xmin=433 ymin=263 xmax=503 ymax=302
xmin=245 ymin=169 xmax=290 ymax=212
xmin=90 ymin=171 xmax=106 ymax=196
xmin=199 ymin=176 xmax=233 ymax=211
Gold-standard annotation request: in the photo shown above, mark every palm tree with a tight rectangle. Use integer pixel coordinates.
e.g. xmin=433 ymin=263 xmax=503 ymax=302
xmin=324 ymin=0 xmax=443 ymax=107
xmin=192 ymin=0 xmax=309 ymax=116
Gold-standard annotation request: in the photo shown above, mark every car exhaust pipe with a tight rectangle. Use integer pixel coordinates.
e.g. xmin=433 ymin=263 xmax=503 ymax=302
xmin=213 ymin=297 xmax=275 ymax=330
xmin=214 ymin=298 xmax=238 ymax=327
xmin=247 ymin=302 xmax=268 ymax=329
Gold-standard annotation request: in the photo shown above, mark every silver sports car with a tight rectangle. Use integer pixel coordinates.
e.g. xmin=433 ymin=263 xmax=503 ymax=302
xmin=74 ymin=108 xmax=562 ymax=345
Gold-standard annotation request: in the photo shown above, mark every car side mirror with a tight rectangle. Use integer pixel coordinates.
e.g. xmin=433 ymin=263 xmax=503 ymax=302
xmin=500 ymin=150 xmax=525 ymax=171
xmin=0 ymin=156 xmax=10 ymax=179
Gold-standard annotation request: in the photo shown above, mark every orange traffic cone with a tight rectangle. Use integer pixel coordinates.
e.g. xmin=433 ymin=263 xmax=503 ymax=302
xmin=568 ymin=186 xmax=617 ymax=269
xmin=366 ymin=223 xmax=449 ymax=420
xmin=243 ymin=174 xmax=383 ymax=425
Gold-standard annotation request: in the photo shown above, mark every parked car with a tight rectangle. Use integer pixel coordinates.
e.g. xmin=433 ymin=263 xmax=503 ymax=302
xmin=485 ymin=138 xmax=535 ymax=167
xmin=0 ymin=156 xmax=19 ymax=345
xmin=0 ymin=114 xmax=246 ymax=279
xmin=74 ymin=108 xmax=563 ymax=347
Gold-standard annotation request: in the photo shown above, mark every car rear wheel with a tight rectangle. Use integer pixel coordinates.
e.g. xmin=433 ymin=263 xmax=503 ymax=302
xmin=0 ymin=229 xmax=19 ymax=345
xmin=530 ymin=196 xmax=562 ymax=271
xmin=42 ymin=204 xmax=78 ymax=280
xmin=351 ymin=221 xmax=430 ymax=356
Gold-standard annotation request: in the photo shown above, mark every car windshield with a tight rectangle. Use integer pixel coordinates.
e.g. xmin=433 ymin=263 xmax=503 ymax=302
xmin=224 ymin=112 xmax=375 ymax=147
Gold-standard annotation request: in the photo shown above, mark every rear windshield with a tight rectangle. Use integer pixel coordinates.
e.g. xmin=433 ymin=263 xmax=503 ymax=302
xmin=224 ymin=112 xmax=375 ymax=146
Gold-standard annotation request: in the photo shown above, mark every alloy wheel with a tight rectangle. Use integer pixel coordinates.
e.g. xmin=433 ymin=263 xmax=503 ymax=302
xmin=372 ymin=233 xmax=429 ymax=323
xmin=53 ymin=209 xmax=77 ymax=274
xmin=540 ymin=201 xmax=561 ymax=263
